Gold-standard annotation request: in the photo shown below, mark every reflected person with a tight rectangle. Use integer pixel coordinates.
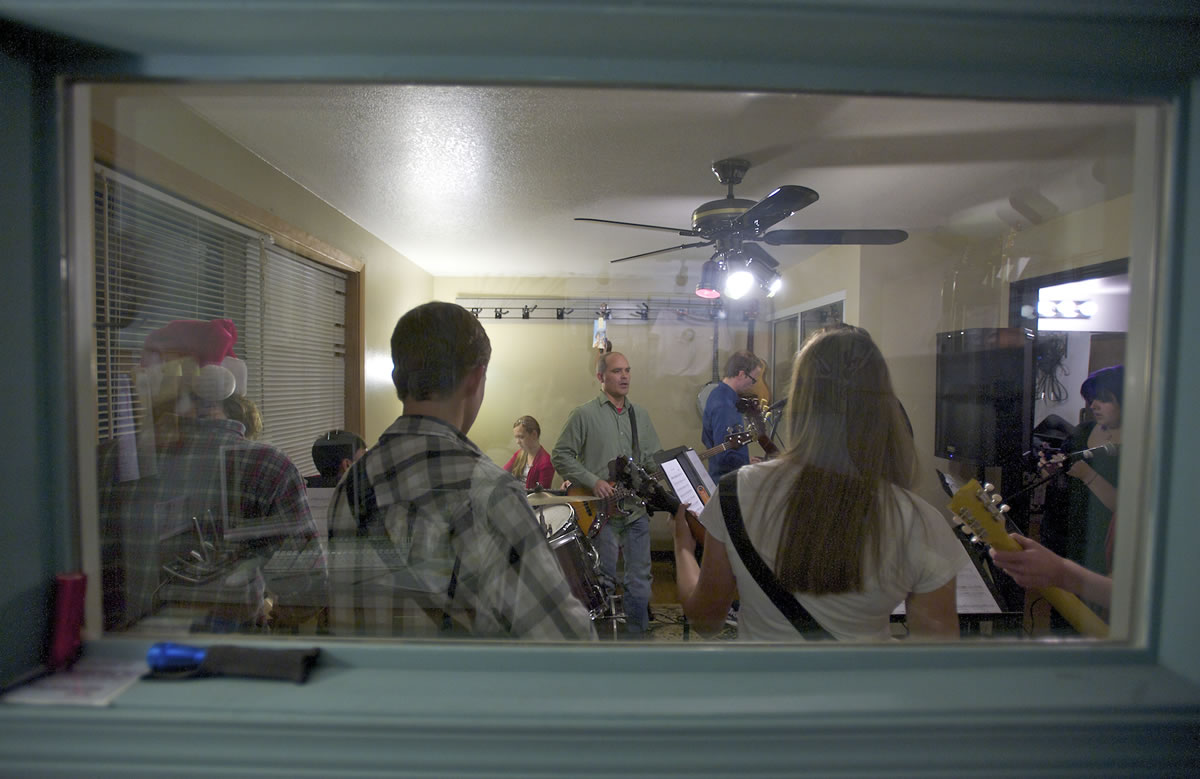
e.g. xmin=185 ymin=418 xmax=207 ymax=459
xmin=307 ymin=429 xmax=366 ymax=488
xmin=98 ymin=318 xmax=317 ymax=633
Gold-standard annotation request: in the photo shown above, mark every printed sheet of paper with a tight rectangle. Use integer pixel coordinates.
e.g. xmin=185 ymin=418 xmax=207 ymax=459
xmin=661 ymin=459 xmax=705 ymax=515
xmin=1 ymin=657 xmax=147 ymax=707
xmin=892 ymin=559 xmax=1002 ymax=615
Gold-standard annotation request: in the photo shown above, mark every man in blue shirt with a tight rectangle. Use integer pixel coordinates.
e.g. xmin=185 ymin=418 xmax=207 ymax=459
xmin=702 ymin=350 xmax=765 ymax=481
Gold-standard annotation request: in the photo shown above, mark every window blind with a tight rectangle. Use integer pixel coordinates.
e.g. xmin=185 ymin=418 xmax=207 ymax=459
xmin=93 ymin=164 xmax=346 ymax=476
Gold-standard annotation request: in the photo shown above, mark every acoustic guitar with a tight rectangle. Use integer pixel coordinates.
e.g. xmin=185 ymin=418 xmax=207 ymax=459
xmin=743 ymin=299 xmax=771 ymax=407
xmin=945 ymin=475 xmax=1108 ymax=638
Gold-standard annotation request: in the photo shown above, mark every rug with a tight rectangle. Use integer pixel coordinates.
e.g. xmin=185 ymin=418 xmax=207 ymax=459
xmin=644 ymin=603 xmax=738 ymax=642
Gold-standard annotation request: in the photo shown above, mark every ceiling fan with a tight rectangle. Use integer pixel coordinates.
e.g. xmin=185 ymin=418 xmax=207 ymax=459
xmin=575 ymin=158 xmax=908 ymax=299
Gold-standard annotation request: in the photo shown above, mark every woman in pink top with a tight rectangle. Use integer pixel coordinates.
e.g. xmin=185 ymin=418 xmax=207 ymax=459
xmin=504 ymin=415 xmax=555 ymax=491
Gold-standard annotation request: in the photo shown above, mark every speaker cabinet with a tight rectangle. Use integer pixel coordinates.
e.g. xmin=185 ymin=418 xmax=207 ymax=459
xmin=934 ymin=328 xmax=1033 ymax=466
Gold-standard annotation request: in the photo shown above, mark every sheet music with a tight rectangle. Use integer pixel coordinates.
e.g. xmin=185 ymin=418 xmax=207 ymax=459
xmin=683 ymin=449 xmax=716 ymax=495
xmin=661 ymin=460 xmax=705 ymax=514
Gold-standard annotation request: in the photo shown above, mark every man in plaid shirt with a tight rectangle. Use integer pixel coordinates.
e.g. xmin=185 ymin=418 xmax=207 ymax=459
xmin=327 ymin=302 xmax=596 ymax=640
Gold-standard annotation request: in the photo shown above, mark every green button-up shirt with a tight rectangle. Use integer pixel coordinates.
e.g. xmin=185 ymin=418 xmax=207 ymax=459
xmin=551 ymin=394 xmax=663 ymax=495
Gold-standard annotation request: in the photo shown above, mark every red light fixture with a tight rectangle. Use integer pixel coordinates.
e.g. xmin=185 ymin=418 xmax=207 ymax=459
xmin=695 ymin=259 xmax=722 ymax=298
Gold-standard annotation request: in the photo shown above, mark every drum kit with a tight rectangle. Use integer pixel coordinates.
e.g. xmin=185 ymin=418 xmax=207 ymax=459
xmin=526 ymin=491 xmax=622 ymax=633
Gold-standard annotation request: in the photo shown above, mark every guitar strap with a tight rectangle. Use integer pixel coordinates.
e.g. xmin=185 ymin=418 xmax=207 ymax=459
xmin=717 ymin=471 xmax=834 ymax=640
xmin=628 ymin=405 xmax=640 ymax=461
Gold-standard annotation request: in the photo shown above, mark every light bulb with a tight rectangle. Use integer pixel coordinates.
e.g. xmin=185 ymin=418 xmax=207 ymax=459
xmin=725 ymin=270 xmax=754 ymax=300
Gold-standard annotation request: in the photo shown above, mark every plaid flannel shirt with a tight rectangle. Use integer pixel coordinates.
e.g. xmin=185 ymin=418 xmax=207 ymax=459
xmin=99 ymin=417 xmax=319 ymax=631
xmin=327 ymin=415 xmax=597 ymax=640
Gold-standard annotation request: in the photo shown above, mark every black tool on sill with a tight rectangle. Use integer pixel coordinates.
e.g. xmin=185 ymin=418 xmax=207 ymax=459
xmin=145 ymin=642 xmax=320 ymax=683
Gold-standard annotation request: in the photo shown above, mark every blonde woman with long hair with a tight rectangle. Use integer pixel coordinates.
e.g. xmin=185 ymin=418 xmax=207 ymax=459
xmin=504 ymin=415 xmax=555 ymax=491
xmin=674 ymin=325 xmax=966 ymax=641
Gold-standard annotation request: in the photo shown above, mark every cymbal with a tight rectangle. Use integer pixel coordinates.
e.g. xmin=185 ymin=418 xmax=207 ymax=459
xmin=526 ymin=492 xmax=603 ymax=506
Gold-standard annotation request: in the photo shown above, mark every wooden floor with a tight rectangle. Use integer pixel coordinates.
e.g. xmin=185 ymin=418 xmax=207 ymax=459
xmin=650 ymin=553 xmax=679 ymax=605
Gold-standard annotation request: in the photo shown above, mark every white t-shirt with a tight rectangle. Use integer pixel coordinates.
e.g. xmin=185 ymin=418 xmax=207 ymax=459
xmin=700 ymin=459 xmax=968 ymax=642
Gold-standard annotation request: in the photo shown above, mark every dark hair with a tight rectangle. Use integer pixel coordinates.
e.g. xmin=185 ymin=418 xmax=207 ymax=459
xmin=1080 ymin=364 xmax=1124 ymax=406
xmin=312 ymin=429 xmax=366 ymax=479
xmin=723 ymin=350 xmax=764 ymax=379
xmin=391 ymin=302 xmax=491 ymax=401
xmin=596 ymin=351 xmax=626 ymax=376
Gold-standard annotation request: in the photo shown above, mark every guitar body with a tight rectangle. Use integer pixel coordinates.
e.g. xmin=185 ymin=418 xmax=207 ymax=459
xmin=744 ymin=300 xmax=771 ymax=407
xmin=697 ymin=381 xmax=720 ymax=418
xmin=948 ymin=478 xmax=1109 ymax=638
xmin=566 ymin=484 xmax=609 ymax=536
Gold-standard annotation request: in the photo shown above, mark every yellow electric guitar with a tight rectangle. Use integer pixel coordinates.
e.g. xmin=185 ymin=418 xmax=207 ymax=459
xmin=946 ymin=476 xmax=1109 ymax=638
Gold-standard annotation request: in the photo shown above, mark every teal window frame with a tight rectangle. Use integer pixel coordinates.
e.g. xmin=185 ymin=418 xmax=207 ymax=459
xmin=2 ymin=3 xmax=1198 ymax=774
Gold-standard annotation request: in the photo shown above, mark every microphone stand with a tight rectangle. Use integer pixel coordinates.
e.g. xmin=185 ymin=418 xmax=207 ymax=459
xmin=1003 ymin=447 xmax=1111 ymax=506
xmin=767 ymin=401 xmax=786 ymax=452
xmin=1000 ymin=468 xmax=1061 ymax=506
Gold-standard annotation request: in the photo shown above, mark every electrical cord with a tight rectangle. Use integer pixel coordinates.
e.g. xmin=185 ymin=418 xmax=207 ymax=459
xmin=1035 ymin=335 xmax=1069 ymax=402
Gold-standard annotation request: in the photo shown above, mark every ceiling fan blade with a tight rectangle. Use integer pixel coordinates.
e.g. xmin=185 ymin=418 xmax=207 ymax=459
xmin=733 ymin=185 xmax=819 ymax=234
xmin=576 ymin=217 xmax=699 ymax=237
xmin=740 ymin=242 xmax=780 ymax=269
xmin=610 ymin=240 xmax=713 ymax=263
xmin=762 ymin=229 xmax=909 ymax=246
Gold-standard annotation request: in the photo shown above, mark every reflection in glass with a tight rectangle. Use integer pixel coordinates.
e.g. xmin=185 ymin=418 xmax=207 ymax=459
xmin=83 ymin=83 xmax=1157 ymax=643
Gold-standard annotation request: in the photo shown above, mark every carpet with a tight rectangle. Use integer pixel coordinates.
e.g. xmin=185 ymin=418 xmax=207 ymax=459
xmin=643 ymin=603 xmax=738 ymax=642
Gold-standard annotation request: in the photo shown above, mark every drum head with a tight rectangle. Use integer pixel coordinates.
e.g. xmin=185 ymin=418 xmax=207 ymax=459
xmin=534 ymin=503 xmax=577 ymax=538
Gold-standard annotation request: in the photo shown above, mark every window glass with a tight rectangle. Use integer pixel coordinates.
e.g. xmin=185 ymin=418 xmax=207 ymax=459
xmin=83 ymin=83 xmax=1164 ymax=645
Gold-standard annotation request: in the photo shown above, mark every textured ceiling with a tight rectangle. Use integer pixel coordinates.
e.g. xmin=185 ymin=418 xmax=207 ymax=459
xmin=172 ymin=84 xmax=1137 ymax=282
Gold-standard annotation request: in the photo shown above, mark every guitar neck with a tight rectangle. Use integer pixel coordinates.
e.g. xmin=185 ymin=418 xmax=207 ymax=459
xmin=948 ymin=479 xmax=1108 ymax=639
xmin=697 ymin=442 xmax=734 ymax=460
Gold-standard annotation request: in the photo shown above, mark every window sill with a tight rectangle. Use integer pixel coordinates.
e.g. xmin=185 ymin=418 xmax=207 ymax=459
xmin=2 ymin=636 xmax=1198 ymax=775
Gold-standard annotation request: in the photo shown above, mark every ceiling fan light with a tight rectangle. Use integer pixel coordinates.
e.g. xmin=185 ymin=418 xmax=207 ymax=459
xmin=725 ymin=269 xmax=754 ymax=300
xmin=765 ymin=274 xmax=783 ymax=298
xmin=696 ymin=259 xmax=722 ymax=299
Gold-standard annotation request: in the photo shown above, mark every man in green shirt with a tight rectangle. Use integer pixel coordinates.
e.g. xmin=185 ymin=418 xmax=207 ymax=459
xmin=552 ymin=352 xmax=663 ymax=636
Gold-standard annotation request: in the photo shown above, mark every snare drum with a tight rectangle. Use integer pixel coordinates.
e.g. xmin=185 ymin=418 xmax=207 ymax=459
xmin=543 ymin=512 xmax=608 ymax=620
xmin=534 ymin=503 xmax=577 ymax=539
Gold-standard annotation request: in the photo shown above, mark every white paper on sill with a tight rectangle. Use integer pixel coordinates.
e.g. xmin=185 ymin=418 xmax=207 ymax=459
xmin=1 ymin=657 xmax=147 ymax=707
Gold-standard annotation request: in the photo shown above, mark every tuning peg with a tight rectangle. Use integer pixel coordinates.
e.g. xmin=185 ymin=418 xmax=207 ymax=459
xmin=990 ymin=493 xmax=1004 ymax=505
xmin=998 ymin=504 xmax=1011 ymax=514
xmin=982 ymin=482 xmax=995 ymax=492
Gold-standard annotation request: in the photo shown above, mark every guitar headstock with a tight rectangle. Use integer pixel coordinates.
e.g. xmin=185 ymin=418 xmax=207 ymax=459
xmin=726 ymin=430 xmax=755 ymax=448
xmin=734 ymin=396 xmax=761 ymax=415
xmin=946 ymin=478 xmax=1021 ymax=553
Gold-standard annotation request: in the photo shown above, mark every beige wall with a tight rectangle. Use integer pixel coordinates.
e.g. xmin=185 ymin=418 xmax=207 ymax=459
xmin=771 ymin=244 xmax=862 ymax=326
xmin=432 ymin=276 xmax=734 ymax=480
